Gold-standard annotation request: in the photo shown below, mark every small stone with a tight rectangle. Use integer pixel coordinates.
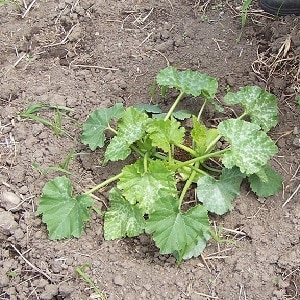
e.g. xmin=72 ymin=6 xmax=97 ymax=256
xmin=0 ymin=272 xmax=9 ymax=287
xmin=14 ymin=228 xmax=25 ymax=241
xmin=0 ymin=211 xmax=18 ymax=235
xmin=114 ymin=274 xmax=125 ymax=286
xmin=1 ymin=191 xmax=22 ymax=212
xmin=59 ymin=283 xmax=74 ymax=297
xmin=292 ymin=137 xmax=300 ymax=147
xmin=47 ymin=94 xmax=67 ymax=107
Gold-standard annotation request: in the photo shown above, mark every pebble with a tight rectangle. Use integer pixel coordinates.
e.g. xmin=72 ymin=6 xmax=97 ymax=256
xmin=1 ymin=191 xmax=22 ymax=212
xmin=114 ymin=274 xmax=125 ymax=286
xmin=0 ymin=211 xmax=18 ymax=235
xmin=292 ymin=137 xmax=300 ymax=147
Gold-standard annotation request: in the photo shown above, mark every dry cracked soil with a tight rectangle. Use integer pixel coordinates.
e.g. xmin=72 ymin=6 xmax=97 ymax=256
xmin=0 ymin=0 xmax=300 ymax=299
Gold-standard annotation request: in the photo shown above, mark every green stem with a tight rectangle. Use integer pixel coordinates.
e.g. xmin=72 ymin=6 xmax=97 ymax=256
xmin=84 ymin=173 xmax=122 ymax=195
xmin=197 ymin=99 xmax=207 ymax=121
xmin=201 ymin=163 xmax=222 ymax=173
xmin=130 ymin=144 xmax=145 ymax=157
xmin=143 ymin=152 xmax=149 ymax=172
xmin=107 ymin=126 xmax=117 ymax=134
xmin=171 ymin=148 xmax=230 ymax=171
xmin=175 ymin=143 xmax=197 ymax=156
xmin=238 ymin=111 xmax=248 ymax=120
xmin=205 ymin=134 xmax=222 ymax=153
xmin=164 ymin=90 xmax=185 ymax=121
xmin=178 ymin=162 xmax=200 ymax=208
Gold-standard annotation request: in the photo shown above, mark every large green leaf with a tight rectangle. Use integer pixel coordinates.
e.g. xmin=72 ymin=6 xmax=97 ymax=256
xmin=197 ymin=167 xmax=245 ymax=214
xmin=118 ymin=159 xmax=177 ymax=213
xmin=191 ymin=116 xmax=219 ymax=155
xmin=218 ymin=119 xmax=278 ymax=174
xmin=36 ymin=177 xmax=93 ymax=240
xmin=81 ymin=103 xmax=124 ymax=151
xmin=145 ymin=197 xmax=210 ymax=257
xmin=147 ymin=118 xmax=185 ymax=152
xmin=104 ymin=107 xmax=149 ymax=162
xmin=181 ymin=231 xmax=211 ymax=260
xmin=248 ymin=164 xmax=282 ymax=197
xmin=224 ymin=86 xmax=278 ymax=131
xmin=156 ymin=66 xmax=218 ymax=99
xmin=104 ymin=188 xmax=145 ymax=240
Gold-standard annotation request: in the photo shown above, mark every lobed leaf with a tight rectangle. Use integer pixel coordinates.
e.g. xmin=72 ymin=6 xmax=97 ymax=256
xmin=147 ymin=118 xmax=185 ymax=152
xmin=36 ymin=177 xmax=93 ymax=240
xmin=118 ymin=159 xmax=177 ymax=214
xmin=218 ymin=119 xmax=278 ymax=174
xmin=197 ymin=167 xmax=246 ymax=215
xmin=156 ymin=66 xmax=218 ymax=99
xmin=104 ymin=188 xmax=145 ymax=240
xmin=104 ymin=107 xmax=149 ymax=162
xmin=248 ymin=164 xmax=282 ymax=197
xmin=224 ymin=86 xmax=278 ymax=131
xmin=81 ymin=103 xmax=124 ymax=151
xmin=134 ymin=103 xmax=162 ymax=114
xmin=145 ymin=197 xmax=211 ymax=257
xmin=191 ymin=116 xmax=219 ymax=155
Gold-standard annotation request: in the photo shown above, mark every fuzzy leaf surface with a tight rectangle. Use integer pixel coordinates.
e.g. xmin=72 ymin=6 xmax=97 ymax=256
xmin=36 ymin=177 xmax=93 ymax=240
xmin=134 ymin=104 xmax=162 ymax=114
xmin=224 ymin=86 xmax=278 ymax=131
xmin=145 ymin=197 xmax=210 ymax=256
xmin=104 ymin=188 xmax=145 ymax=240
xmin=191 ymin=116 xmax=219 ymax=155
xmin=156 ymin=66 xmax=218 ymax=98
xmin=249 ymin=164 xmax=282 ymax=197
xmin=218 ymin=119 xmax=278 ymax=174
xmin=104 ymin=107 xmax=149 ymax=162
xmin=197 ymin=167 xmax=245 ymax=214
xmin=81 ymin=103 xmax=124 ymax=150
xmin=118 ymin=159 xmax=177 ymax=213
xmin=181 ymin=231 xmax=211 ymax=260
xmin=147 ymin=118 xmax=185 ymax=152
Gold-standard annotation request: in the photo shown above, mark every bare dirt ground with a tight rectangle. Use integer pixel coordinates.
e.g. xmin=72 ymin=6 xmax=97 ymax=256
xmin=0 ymin=1 xmax=300 ymax=299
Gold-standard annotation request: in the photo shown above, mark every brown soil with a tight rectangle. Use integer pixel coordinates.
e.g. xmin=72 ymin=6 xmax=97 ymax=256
xmin=1 ymin=1 xmax=299 ymax=299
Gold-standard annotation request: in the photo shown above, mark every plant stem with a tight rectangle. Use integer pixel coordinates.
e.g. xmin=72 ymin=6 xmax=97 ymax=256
xmin=164 ymin=90 xmax=185 ymax=121
xmin=178 ymin=162 xmax=200 ymax=208
xmin=107 ymin=126 xmax=117 ymax=134
xmin=175 ymin=143 xmax=197 ymax=156
xmin=143 ymin=152 xmax=149 ymax=172
xmin=197 ymin=99 xmax=207 ymax=121
xmin=171 ymin=148 xmax=230 ymax=171
xmin=205 ymin=134 xmax=222 ymax=153
xmin=84 ymin=173 xmax=122 ymax=195
xmin=238 ymin=111 xmax=248 ymax=120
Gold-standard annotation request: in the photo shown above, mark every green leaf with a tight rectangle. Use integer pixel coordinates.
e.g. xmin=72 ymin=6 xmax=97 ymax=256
xmin=104 ymin=188 xmax=145 ymax=240
xmin=36 ymin=177 xmax=93 ymax=240
xmin=147 ymin=118 xmax=185 ymax=152
xmin=152 ymin=110 xmax=191 ymax=120
xmin=191 ymin=116 xmax=219 ymax=155
xmin=104 ymin=107 xmax=149 ymax=162
xmin=156 ymin=66 xmax=218 ymax=99
xmin=224 ymin=86 xmax=278 ymax=131
xmin=134 ymin=104 xmax=162 ymax=114
xmin=172 ymin=110 xmax=192 ymax=120
xmin=81 ymin=103 xmax=124 ymax=151
xmin=218 ymin=119 xmax=278 ymax=174
xmin=118 ymin=159 xmax=177 ymax=213
xmin=145 ymin=197 xmax=210 ymax=257
xmin=248 ymin=164 xmax=282 ymax=197
xmin=181 ymin=231 xmax=211 ymax=260
xmin=197 ymin=167 xmax=245 ymax=214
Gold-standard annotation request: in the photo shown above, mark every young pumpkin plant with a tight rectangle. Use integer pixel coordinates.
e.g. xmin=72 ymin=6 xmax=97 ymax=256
xmin=36 ymin=66 xmax=282 ymax=263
